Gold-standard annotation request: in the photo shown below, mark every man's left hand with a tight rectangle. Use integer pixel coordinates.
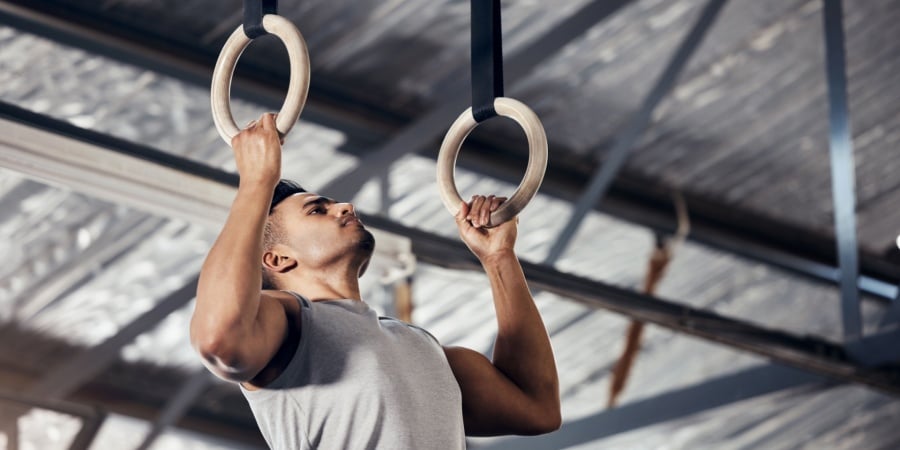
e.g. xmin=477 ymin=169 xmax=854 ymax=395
xmin=455 ymin=195 xmax=517 ymax=263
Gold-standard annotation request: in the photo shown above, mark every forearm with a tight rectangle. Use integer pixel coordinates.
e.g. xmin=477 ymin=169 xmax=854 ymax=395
xmin=194 ymin=181 xmax=273 ymax=336
xmin=483 ymin=250 xmax=559 ymax=404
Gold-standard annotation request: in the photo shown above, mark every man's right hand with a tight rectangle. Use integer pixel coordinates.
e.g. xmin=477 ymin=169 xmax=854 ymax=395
xmin=231 ymin=112 xmax=282 ymax=188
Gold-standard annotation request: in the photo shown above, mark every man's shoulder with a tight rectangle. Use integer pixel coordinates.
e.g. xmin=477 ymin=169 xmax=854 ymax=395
xmin=260 ymin=290 xmax=304 ymax=315
xmin=262 ymin=289 xmax=297 ymax=298
xmin=378 ymin=316 xmax=442 ymax=346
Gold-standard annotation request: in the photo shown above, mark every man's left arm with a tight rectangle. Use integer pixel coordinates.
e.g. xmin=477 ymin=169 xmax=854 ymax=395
xmin=444 ymin=195 xmax=561 ymax=436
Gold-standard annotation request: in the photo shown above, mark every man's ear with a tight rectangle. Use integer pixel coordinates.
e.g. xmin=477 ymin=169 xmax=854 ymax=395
xmin=263 ymin=245 xmax=298 ymax=274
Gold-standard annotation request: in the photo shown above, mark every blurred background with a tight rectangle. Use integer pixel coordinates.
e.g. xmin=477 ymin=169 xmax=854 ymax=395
xmin=1 ymin=0 xmax=900 ymax=448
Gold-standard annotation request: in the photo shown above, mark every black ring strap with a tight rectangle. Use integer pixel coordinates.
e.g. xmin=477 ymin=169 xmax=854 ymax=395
xmin=244 ymin=0 xmax=279 ymax=39
xmin=471 ymin=0 xmax=504 ymax=123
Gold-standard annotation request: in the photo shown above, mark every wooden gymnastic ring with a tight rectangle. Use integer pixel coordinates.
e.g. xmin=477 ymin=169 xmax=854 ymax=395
xmin=436 ymin=97 xmax=548 ymax=227
xmin=211 ymin=14 xmax=310 ymax=145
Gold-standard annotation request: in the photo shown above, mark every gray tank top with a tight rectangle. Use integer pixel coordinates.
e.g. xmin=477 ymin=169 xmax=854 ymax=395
xmin=240 ymin=293 xmax=466 ymax=449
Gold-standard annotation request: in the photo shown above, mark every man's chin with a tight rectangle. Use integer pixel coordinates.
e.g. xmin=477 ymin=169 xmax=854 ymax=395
xmin=355 ymin=229 xmax=375 ymax=253
xmin=357 ymin=230 xmax=375 ymax=277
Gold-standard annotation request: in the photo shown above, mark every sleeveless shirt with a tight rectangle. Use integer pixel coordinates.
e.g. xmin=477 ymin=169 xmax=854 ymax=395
xmin=240 ymin=293 xmax=466 ymax=449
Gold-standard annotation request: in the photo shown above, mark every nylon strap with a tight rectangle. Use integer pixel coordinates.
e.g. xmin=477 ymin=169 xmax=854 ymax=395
xmin=471 ymin=0 xmax=504 ymax=123
xmin=244 ymin=0 xmax=278 ymax=39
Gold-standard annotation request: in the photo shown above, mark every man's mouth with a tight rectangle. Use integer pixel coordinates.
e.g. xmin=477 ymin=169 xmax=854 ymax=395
xmin=342 ymin=216 xmax=362 ymax=227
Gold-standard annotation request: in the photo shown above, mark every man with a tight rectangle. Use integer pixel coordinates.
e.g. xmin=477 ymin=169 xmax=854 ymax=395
xmin=190 ymin=113 xmax=560 ymax=449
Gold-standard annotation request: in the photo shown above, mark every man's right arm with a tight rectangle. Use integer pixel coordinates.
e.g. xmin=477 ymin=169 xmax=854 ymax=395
xmin=189 ymin=113 xmax=288 ymax=383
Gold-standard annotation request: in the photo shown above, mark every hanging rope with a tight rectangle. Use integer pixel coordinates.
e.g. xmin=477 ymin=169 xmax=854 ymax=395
xmin=607 ymin=192 xmax=689 ymax=408
xmin=436 ymin=0 xmax=548 ymax=227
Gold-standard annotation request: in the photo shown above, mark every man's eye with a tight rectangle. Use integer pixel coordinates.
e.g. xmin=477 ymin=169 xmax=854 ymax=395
xmin=309 ymin=207 xmax=324 ymax=214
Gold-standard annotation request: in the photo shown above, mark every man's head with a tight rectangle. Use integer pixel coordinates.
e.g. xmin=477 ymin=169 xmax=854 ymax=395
xmin=261 ymin=179 xmax=375 ymax=290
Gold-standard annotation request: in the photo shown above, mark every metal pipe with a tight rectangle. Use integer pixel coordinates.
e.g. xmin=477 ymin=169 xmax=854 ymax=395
xmin=822 ymin=0 xmax=862 ymax=341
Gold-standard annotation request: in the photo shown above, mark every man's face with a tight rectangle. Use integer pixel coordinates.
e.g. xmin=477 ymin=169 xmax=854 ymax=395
xmin=270 ymin=192 xmax=375 ymax=275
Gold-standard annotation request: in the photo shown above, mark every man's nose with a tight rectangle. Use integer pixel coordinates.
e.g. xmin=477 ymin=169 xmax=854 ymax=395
xmin=336 ymin=202 xmax=355 ymax=216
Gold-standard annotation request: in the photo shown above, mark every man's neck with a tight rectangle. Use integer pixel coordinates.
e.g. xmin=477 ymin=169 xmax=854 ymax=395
xmin=282 ymin=269 xmax=363 ymax=302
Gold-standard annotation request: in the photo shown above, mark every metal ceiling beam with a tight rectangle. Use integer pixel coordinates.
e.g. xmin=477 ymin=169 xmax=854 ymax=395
xmin=0 ymin=104 xmax=236 ymax=230
xmin=3 ymin=106 xmax=900 ymax=395
xmin=845 ymin=328 xmax=900 ymax=367
xmin=0 ymin=1 xmax=896 ymax=301
xmin=480 ymin=364 xmax=829 ymax=450
xmin=68 ymin=410 xmax=107 ymax=450
xmin=545 ymin=0 xmax=728 ymax=264
xmin=0 ymin=392 xmax=99 ymax=419
xmin=822 ymin=0 xmax=862 ymax=342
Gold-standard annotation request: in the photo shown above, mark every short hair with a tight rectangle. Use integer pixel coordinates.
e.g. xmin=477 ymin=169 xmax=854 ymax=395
xmin=270 ymin=179 xmax=307 ymax=214
xmin=262 ymin=179 xmax=306 ymax=290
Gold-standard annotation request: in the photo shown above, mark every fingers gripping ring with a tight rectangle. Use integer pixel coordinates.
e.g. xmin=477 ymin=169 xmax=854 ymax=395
xmin=211 ymin=14 xmax=311 ymax=145
xmin=436 ymin=97 xmax=548 ymax=227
